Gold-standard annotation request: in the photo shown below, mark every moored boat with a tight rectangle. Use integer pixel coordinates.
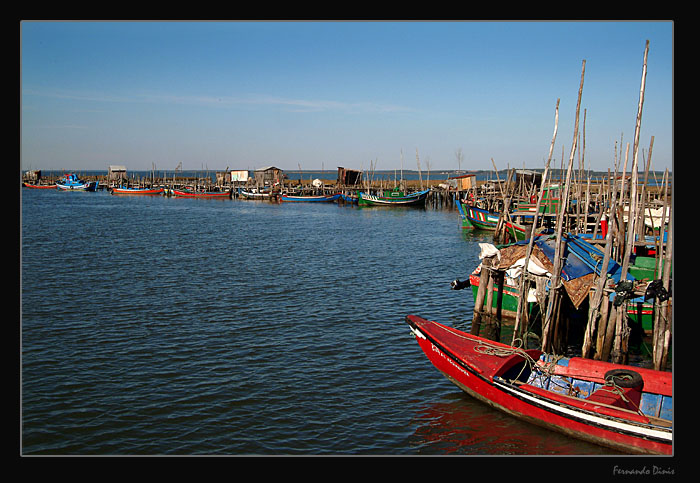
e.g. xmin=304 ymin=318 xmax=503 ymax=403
xmin=357 ymin=188 xmax=430 ymax=206
xmin=467 ymin=234 xmax=656 ymax=331
xmin=111 ymin=186 xmax=165 ymax=195
xmin=405 ymin=314 xmax=672 ymax=455
xmin=56 ymin=173 xmax=98 ymax=191
xmin=458 ymin=202 xmax=500 ymax=230
xmin=458 ymin=200 xmax=528 ymax=241
xmin=340 ymin=192 xmax=359 ymax=204
xmin=239 ymin=189 xmax=271 ymax=200
xmin=279 ymin=193 xmax=341 ymax=202
xmin=171 ymin=188 xmax=232 ymax=198
xmin=23 ymin=182 xmax=57 ymax=189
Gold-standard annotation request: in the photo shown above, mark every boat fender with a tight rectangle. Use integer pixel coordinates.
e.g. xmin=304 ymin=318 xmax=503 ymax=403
xmin=604 ymin=369 xmax=643 ymax=389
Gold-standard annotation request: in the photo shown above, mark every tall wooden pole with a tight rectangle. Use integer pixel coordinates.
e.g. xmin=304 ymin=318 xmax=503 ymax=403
xmin=511 ymin=98 xmax=559 ymax=346
xmin=542 ymin=60 xmax=586 ymax=353
xmin=612 ymin=40 xmax=649 ymax=365
xmin=584 ymin=167 xmax=620 ymax=359
xmin=653 ymin=170 xmax=672 ymax=370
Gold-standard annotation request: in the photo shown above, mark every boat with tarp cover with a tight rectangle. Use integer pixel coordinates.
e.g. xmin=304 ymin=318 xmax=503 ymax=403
xmin=405 ymin=314 xmax=672 ymax=454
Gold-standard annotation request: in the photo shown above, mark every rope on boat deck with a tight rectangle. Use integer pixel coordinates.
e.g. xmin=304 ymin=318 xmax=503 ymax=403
xmin=473 ymin=338 xmax=551 ymax=384
xmin=436 ymin=324 xmax=568 ymax=387
xmin=602 ymin=374 xmax=646 ymax=417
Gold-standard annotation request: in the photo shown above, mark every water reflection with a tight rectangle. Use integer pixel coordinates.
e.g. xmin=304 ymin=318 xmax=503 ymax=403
xmin=409 ymin=392 xmax=621 ymax=455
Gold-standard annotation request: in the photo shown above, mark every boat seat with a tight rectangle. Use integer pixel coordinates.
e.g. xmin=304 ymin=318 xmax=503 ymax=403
xmin=587 ymin=385 xmax=642 ymax=411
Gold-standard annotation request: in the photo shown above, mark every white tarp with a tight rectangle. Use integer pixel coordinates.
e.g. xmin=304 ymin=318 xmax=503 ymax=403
xmin=478 ymin=243 xmax=500 ymax=262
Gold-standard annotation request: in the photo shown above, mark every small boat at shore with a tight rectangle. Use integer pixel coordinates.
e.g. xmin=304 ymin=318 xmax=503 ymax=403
xmin=357 ymin=188 xmax=430 ymax=206
xmin=279 ymin=193 xmax=341 ymax=202
xmin=171 ymin=188 xmax=232 ymax=199
xmin=56 ymin=173 xmax=98 ymax=191
xmin=111 ymin=186 xmax=165 ymax=195
xmin=405 ymin=314 xmax=672 ymax=454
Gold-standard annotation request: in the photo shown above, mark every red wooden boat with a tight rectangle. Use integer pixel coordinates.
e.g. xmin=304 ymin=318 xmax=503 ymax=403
xmin=405 ymin=314 xmax=672 ymax=455
xmin=111 ymin=186 xmax=164 ymax=195
xmin=23 ymin=182 xmax=57 ymax=189
xmin=171 ymin=188 xmax=232 ymax=199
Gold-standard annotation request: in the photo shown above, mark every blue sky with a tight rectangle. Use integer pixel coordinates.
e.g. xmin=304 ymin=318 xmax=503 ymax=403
xmin=21 ymin=21 xmax=673 ymax=174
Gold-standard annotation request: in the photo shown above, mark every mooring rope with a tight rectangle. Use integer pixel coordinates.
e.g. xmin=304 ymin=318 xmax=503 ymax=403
xmin=603 ymin=373 xmax=646 ymax=417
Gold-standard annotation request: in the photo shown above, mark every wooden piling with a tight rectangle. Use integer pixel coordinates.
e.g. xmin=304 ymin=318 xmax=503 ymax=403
xmin=542 ymin=59 xmax=586 ymax=353
xmin=471 ymin=256 xmax=493 ymax=336
xmin=612 ymin=40 xmax=649 ymax=365
xmin=512 ymin=99 xmax=559 ymax=345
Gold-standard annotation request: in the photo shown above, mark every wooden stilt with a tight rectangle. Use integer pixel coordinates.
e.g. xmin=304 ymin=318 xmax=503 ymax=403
xmin=543 ymin=59 xmax=586 ymax=353
xmin=612 ymin=40 xmax=649 ymax=365
xmin=512 ymin=99 xmax=559 ymax=346
xmin=471 ymin=256 xmax=493 ymax=336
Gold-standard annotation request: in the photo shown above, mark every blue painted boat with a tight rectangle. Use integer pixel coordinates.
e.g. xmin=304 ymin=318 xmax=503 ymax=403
xmin=280 ymin=193 xmax=341 ymax=202
xmin=56 ymin=173 xmax=98 ymax=191
xmin=340 ymin=192 xmax=359 ymax=204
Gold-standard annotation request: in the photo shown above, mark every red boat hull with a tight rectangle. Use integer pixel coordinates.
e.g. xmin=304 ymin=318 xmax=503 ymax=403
xmin=23 ymin=183 xmax=56 ymax=189
xmin=405 ymin=314 xmax=672 ymax=455
xmin=112 ymin=187 xmax=164 ymax=195
xmin=172 ymin=189 xmax=231 ymax=198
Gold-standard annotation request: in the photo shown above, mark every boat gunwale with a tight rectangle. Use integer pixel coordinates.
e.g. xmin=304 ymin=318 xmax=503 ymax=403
xmin=405 ymin=315 xmax=672 ymax=454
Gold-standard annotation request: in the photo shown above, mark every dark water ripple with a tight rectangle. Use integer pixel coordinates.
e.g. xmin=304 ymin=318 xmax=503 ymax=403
xmin=21 ymin=189 xmax=616 ymax=455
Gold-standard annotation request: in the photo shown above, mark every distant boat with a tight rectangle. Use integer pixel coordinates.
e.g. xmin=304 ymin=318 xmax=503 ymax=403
xmin=23 ymin=182 xmax=56 ymax=189
xmin=357 ymin=189 xmax=430 ymax=206
xmin=405 ymin=314 xmax=672 ymax=455
xmin=56 ymin=173 xmax=98 ymax=191
xmin=279 ymin=193 xmax=341 ymax=202
xmin=171 ymin=188 xmax=232 ymax=199
xmin=239 ymin=189 xmax=271 ymax=200
xmin=111 ymin=186 xmax=164 ymax=195
xmin=340 ymin=192 xmax=359 ymax=204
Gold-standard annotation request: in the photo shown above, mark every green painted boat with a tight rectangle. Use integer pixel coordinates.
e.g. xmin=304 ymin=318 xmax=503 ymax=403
xmin=469 ymin=265 xmax=537 ymax=320
xmin=457 ymin=200 xmax=528 ymax=241
xmin=357 ymin=188 xmax=430 ymax=206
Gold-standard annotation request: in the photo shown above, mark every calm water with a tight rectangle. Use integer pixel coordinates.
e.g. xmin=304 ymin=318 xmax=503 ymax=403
xmin=20 ymin=188 xmax=619 ymax=455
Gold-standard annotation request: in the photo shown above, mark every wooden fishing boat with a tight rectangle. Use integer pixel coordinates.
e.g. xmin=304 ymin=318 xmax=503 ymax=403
xmin=171 ymin=188 xmax=232 ymax=199
xmin=56 ymin=173 xmax=98 ymax=191
xmin=239 ymin=189 xmax=271 ymax=200
xmin=467 ymin=234 xmax=656 ymax=328
xmin=357 ymin=188 xmax=430 ymax=206
xmin=458 ymin=200 xmax=528 ymax=241
xmin=468 ymin=263 xmax=538 ymax=320
xmin=111 ymin=186 xmax=165 ymax=195
xmin=340 ymin=192 xmax=359 ymax=204
xmin=405 ymin=314 xmax=672 ymax=455
xmin=279 ymin=193 xmax=341 ymax=202
xmin=459 ymin=202 xmax=500 ymax=230
xmin=23 ymin=182 xmax=57 ymax=189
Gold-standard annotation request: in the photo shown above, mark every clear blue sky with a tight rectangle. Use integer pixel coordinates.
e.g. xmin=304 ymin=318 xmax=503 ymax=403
xmin=21 ymin=21 xmax=673 ymax=174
